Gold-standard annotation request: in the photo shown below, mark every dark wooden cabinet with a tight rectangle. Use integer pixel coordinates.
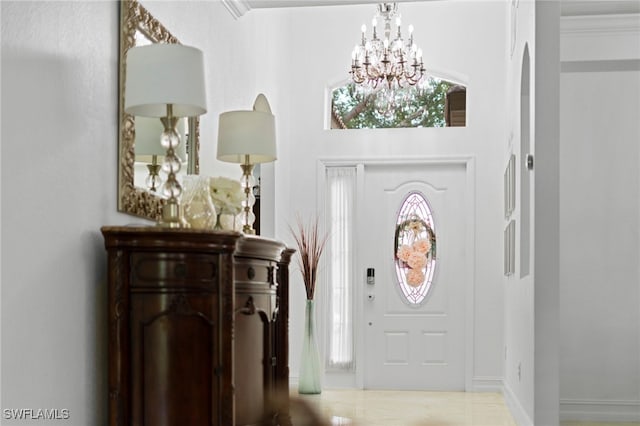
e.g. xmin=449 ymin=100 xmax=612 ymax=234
xmin=101 ymin=227 xmax=292 ymax=426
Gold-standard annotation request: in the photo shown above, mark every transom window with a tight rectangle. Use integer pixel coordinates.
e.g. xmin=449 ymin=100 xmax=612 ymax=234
xmin=394 ymin=192 xmax=437 ymax=306
xmin=331 ymin=79 xmax=466 ymax=129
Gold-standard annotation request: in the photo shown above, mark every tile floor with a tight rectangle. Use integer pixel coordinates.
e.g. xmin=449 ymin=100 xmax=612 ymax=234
xmin=289 ymin=388 xmax=640 ymax=426
xmin=291 ymin=388 xmax=517 ymax=426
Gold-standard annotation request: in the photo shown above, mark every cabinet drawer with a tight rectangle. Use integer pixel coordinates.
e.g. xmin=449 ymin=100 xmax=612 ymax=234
xmin=234 ymin=259 xmax=275 ymax=285
xmin=131 ymin=253 xmax=218 ymax=289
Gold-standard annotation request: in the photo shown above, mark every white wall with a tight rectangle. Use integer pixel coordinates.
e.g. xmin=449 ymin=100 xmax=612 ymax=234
xmin=559 ymin=13 xmax=640 ymax=422
xmin=532 ymin=4 xmax=562 ymax=424
xmin=1 ymin=2 xmax=121 ymax=422
xmin=0 ymin=1 xmax=276 ymax=423
xmin=503 ymin=2 xmax=562 ymax=424
xmin=503 ymin=0 xmax=535 ymax=422
xmin=504 ymin=7 xmax=640 ymax=425
xmin=263 ymin=1 xmax=508 ymax=390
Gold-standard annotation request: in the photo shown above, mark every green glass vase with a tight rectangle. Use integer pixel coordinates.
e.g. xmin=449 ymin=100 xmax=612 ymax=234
xmin=298 ymin=299 xmax=321 ymax=394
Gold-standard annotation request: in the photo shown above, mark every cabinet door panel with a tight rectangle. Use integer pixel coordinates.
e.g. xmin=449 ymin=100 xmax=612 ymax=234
xmin=130 ymin=293 xmax=220 ymax=426
xmin=235 ymin=291 xmax=274 ymax=426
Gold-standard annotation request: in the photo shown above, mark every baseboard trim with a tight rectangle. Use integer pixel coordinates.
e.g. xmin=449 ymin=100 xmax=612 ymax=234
xmin=560 ymin=398 xmax=640 ymax=422
xmin=289 ymin=376 xmax=299 ymax=387
xmin=471 ymin=376 xmax=503 ymax=392
xmin=503 ymin=381 xmax=534 ymax=426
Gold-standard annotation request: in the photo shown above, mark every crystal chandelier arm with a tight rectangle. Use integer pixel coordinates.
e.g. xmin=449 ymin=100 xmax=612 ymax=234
xmin=351 ymin=66 xmax=366 ymax=84
xmin=349 ymin=3 xmax=425 ymax=89
xmin=364 ymin=61 xmax=380 ymax=85
xmin=402 ymin=64 xmax=424 ymax=85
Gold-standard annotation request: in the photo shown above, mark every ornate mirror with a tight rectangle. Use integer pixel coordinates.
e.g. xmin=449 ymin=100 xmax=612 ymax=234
xmin=118 ymin=0 xmax=200 ymax=220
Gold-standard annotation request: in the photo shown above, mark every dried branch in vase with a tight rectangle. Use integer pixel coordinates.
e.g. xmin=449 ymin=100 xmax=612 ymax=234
xmin=289 ymin=215 xmax=329 ymax=301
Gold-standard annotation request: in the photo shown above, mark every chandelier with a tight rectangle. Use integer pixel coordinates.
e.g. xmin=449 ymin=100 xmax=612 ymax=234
xmin=350 ymin=3 xmax=425 ymax=90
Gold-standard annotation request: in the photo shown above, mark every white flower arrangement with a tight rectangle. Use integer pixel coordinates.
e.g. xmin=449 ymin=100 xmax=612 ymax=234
xmin=209 ymin=176 xmax=244 ymax=216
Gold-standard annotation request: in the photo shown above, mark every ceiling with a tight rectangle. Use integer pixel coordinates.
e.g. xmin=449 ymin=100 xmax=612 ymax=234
xmin=223 ymin=0 xmax=640 ymax=18
xmin=245 ymin=0 xmax=418 ymax=8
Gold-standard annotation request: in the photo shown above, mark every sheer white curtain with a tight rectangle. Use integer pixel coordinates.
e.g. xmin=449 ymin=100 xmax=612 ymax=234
xmin=326 ymin=167 xmax=356 ymax=370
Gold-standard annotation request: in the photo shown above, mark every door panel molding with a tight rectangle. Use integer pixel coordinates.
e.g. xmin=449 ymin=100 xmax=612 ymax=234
xmin=317 ymin=156 xmax=476 ymax=390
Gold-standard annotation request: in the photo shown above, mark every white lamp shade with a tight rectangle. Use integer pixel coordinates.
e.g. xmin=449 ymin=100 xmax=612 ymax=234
xmin=134 ymin=116 xmax=187 ymax=161
xmin=124 ymin=44 xmax=207 ymax=117
xmin=217 ymin=94 xmax=276 ymax=164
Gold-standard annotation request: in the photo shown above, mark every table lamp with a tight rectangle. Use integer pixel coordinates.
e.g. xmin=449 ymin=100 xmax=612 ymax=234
xmin=217 ymin=94 xmax=276 ymax=234
xmin=134 ymin=116 xmax=187 ymax=192
xmin=125 ymin=43 xmax=206 ymax=227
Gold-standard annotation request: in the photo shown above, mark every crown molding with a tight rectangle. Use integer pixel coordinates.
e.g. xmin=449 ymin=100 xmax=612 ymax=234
xmin=561 ymin=0 xmax=640 ymax=17
xmin=561 ymin=13 xmax=640 ymax=62
xmin=221 ymin=0 xmax=251 ymax=19
xmin=223 ymin=0 xmax=640 ymax=22
xmin=562 ymin=13 xmax=640 ymax=35
xmin=222 ymin=0 xmax=413 ymax=18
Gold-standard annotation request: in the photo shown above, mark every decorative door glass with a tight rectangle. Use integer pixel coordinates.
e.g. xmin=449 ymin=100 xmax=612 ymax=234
xmin=394 ymin=192 xmax=437 ymax=306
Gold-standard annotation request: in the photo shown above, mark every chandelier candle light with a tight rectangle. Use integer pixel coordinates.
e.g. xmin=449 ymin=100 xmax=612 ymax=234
xmin=125 ymin=43 xmax=207 ymax=227
xmin=350 ymin=2 xmax=425 ymax=90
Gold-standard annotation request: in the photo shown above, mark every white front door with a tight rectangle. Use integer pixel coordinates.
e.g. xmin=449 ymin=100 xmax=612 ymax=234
xmin=361 ymin=161 xmax=469 ymax=390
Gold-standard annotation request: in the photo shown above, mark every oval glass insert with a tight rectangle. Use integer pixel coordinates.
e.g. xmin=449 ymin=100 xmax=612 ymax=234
xmin=394 ymin=192 xmax=437 ymax=306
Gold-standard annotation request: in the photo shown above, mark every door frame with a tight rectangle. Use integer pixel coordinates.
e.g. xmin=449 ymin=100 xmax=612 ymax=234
xmin=317 ymin=156 xmax=476 ymax=390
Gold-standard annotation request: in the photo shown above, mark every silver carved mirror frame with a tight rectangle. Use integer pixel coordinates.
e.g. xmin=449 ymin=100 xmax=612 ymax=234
xmin=118 ymin=0 xmax=200 ymax=220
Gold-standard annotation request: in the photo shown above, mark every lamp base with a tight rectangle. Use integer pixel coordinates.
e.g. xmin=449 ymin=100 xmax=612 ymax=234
xmin=145 ymin=163 xmax=162 ymax=192
xmin=158 ymin=201 xmax=190 ymax=228
xmin=240 ymin=161 xmax=257 ymax=234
